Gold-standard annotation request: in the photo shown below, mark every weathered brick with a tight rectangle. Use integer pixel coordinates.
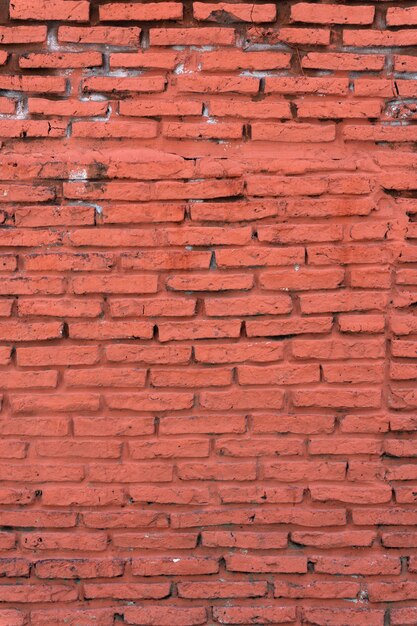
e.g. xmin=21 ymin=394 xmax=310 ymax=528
xmin=0 ymin=0 xmax=413 ymax=619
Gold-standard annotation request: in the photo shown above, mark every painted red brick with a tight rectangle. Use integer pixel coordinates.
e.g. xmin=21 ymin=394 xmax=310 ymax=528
xmin=0 ymin=0 xmax=413 ymax=623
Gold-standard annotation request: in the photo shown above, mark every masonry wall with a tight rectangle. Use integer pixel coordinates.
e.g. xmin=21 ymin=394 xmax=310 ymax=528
xmin=0 ymin=0 xmax=417 ymax=624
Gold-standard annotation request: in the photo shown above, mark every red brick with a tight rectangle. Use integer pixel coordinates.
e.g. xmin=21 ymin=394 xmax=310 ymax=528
xmin=74 ymin=416 xmax=154 ymax=437
xmin=16 ymin=345 xmax=99 ymax=366
xmin=84 ymin=581 xmax=170 ymax=598
xmin=72 ymin=274 xmax=158 ymax=294
xmin=300 ymin=291 xmax=388 ymax=314
xmin=87 ymin=463 xmax=171 ymax=484
xmin=194 ymin=2 xmax=276 ymax=22
xmin=292 ymin=338 xmax=385 ymax=359
xmin=216 ymin=439 xmax=304 ymax=457
xmin=72 ymin=120 xmax=158 ymax=138
xmin=391 ymin=608 xmax=417 ymax=625
xmin=205 ymin=294 xmax=291 ymax=316
xmin=103 ymin=203 xmax=185 ymax=224
xmin=323 ymin=362 xmax=384 ymax=383
xmin=291 ymin=530 xmax=376 ymax=548
xmin=10 ymin=394 xmax=100 ymax=414
xmin=246 ymin=316 xmax=332 ymax=337
xmin=30 ymin=609 xmax=114 ymax=626
xmin=0 ymin=370 xmax=57 ymax=389
xmin=100 ymin=2 xmax=183 ymax=20
xmin=201 ymin=51 xmax=290 ymax=71
xmin=20 ymin=52 xmax=102 ymax=68
xmin=150 ymin=367 xmax=231 ymax=388
xmin=344 ymin=29 xmax=417 ymax=47
xmin=314 ymin=555 xmax=400 ymax=575
xmin=38 ymin=486 xmax=121 ymax=504
xmin=310 ymin=484 xmax=391 ymax=504
xmin=0 ymin=98 xmax=16 ymax=114
xmin=201 ymin=530 xmax=286 ymax=549
xmin=0 ymin=25 xmax=46 ymax=42
xmin=166 ymin=273 xmax=253 ymax=291
xmin=253 ymin=414 xmax=334 ymax=434
xmin=36 ymin=439 xmax=121 ymax=458
xmin=160 ymin=415 xmax=246 ymax=434
xmin=200 ymin=388 xmax=285 ymax=410
xmin=129 ymin=486 xmax=210 ymax=505
xmin=28 ymin=97 xmax=103 ymax=117
xmin=265 ymin=77 xmax=349 ymax=95
xmin=394 ymin=55 xmax=417 ymax=72
xmin=123 ymin=607 xmax=207 ymax=626
xmin=177 ymin=461 xmax=256 ymax=481
xmin=158 ymin=320 xmax=241 ymax=341
xmin=0 ymin=120 xmax=66 ymax=137
xmin=260 ymin=267 xmax=344 ymax=290
xmin=121 ymin=250 xmax=210 ymax=270
xmin=216 ymin=246 xmax=304 ymax=267
xmin=69 ymin=321 xmax=154 ymax=340
xmin=132 ymin=556 xmax=218 ymax=576
xmin=297 ymin=98 xmax=381 ymax=118
xmin=120 ymin=99 xmax=201 ymax=116
xmin=308 ymin=243 xmax=396 ymax=265
xmin=0 ymin=585 xmax=77 ymax=603
xmin=163 ymin=120 xmax=243 ymax=140
xmin=257 ymin=223 xmax=343 ymax=242
xmin=150 ymin=27 xmax=235 ymax=45
xmin=387 ymin=6 xmax=417 ymax=26
xmin=0 ymin=419 xmax=69 ymax=437
xmin=302 ymin=608 xmax=384 ymax=626
xmin=345 ymin=124 xmax=417 ymax=142
xmin=293 ymin=388 xmax=381 ymax=408
xmin=341 ymin=414 xmax=388 ymax=433
xmin=58 ymin=26 xmax=141 ymax=45
xmin=0 ymin=611 xmax=23 ymax=626
xmin=225 ymin=554 xmax=307 ymax=573
xmin=16 ymin=206 xmax=94 ymax=227
xmin=263 ymin=27 xmax=330 ymax=45
xmin=179 ymin=580 xmax=267 ymax=598
xmin=291 ymin=3 xmax=374 ymax=24
xmin=0 ymin=184 xmax=55 ymax=202
xmin=129 ymin=438 xmax=210 ymax=458
xmin=274 ymin=580 xmax=360 ymax=599
xmin=176 ymin=75 xmax=258 ymax=94
xmin=238 ymin=363 xmax=319 ymax=385
xmin=213 ymin=606 xmax=296 ymax=624
xmin=0 ymin=321 xmax=62 ymax=341
xmin=10 ymin=0 xmax=90 ymax=21
xmin=35 ymin=558 xmax=124 ymax=579
xmin=106 ymin=391 xmax=194 ymax=412
xmin=0 ymin=276 xmax=64 ymax=295
xmin=352 ymin=508 xmax=417 ymax=525
xmin=81 ymin=76 xmax=166 ymax=94
xmin=111 ymin=51 xmax=180 ymax=70
xmin=252 ymin=122 xmax=336 ymax=142
xmin=302 ymin=52 xmax=383 ymax=71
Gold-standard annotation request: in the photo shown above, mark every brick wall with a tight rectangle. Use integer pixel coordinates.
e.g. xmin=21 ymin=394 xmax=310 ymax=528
xmin=0 ymin=0 xmax=417 ymax=624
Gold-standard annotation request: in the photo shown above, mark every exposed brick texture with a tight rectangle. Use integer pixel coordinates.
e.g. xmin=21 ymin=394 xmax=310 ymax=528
xmin=0 ymin=0 xmax=416 ymax=624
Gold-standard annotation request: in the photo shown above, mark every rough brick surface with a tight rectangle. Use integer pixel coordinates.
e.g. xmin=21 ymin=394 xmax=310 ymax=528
xmin=0 ymin=0 xmax=416 ymax=624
